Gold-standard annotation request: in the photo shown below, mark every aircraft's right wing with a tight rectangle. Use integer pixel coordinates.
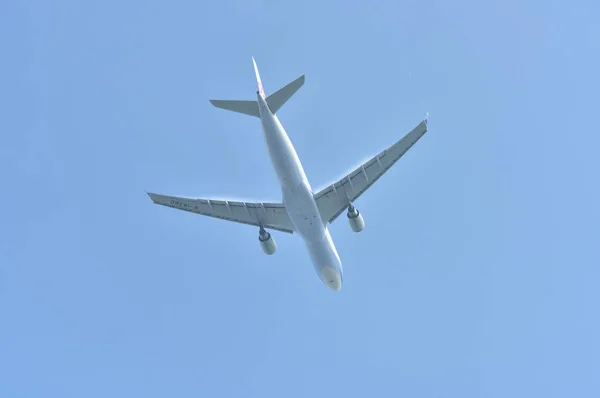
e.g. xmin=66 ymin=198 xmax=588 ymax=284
xmin=314 ymin=118 xmax=428 ymax=224
xmin=147 ymin=193 xmax=296 ymax=233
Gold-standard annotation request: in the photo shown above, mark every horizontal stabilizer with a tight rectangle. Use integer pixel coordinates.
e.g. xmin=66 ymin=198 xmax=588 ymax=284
xmin=209 ymin=99 xmax=259 ymax=117
xmin=266 ymin=74 xmax=305 ymax=114
xmin=210 ymin=58 xmax=304 ymax=117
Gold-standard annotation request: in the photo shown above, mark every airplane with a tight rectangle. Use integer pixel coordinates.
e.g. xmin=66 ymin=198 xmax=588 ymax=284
xmin=147 ymin=57 xmax=428 ymax=292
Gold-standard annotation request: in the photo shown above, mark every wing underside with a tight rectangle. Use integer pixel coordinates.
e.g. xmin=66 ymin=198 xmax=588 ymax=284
xmin=147 ymin=193 xmax=295 ymax=233
xmin=314 ymin=119 xmax=428 ymax=224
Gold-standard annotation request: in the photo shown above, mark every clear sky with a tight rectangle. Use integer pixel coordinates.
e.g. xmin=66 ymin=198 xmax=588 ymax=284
xmin=2 ymin=0 xmax=599 ymax=397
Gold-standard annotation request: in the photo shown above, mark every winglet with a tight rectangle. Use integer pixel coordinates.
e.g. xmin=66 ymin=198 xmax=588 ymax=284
xmin=146 ymin=191 xmax=157 ymax=202
xmin=252 ymin=57 xmax=266 ymax=99
xmin=425 ymin=112 xmax=429 ymax=125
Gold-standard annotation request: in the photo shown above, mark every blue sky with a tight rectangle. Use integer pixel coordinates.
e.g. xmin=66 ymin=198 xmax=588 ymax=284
xmin=2 ymin=0 xmax=599 ymax=396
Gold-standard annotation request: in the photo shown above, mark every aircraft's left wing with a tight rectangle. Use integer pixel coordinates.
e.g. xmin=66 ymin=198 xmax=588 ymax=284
xmin=314 ymin=118 xmax=428 ymax=224
xmin=147 ymin=193 xmax=296 ymax=233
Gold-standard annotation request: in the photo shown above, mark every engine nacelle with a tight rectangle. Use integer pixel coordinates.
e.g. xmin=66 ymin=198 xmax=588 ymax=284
xmin=347 ymin=206 xmax=365 ymax=232
xmin=258 ymin=228 xmax=277 ymax=255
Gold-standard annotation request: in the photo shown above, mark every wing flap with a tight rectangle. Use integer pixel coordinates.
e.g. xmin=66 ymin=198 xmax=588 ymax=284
xmin=147 ymin=192 xmax=295 ymax=233
xmin=314 ymin=119 xmax=428 ymax=224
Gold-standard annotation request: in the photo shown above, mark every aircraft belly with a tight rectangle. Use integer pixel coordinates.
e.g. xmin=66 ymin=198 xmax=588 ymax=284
xmin=282 ymin=180 xmax=325 ymax=241
xmin=305 ymin=228 xmax=343 ymax=290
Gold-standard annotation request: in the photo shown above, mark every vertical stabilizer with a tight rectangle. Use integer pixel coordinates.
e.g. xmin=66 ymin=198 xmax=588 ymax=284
xmin=209 ymin=58 xmax=304 ymax=117
xmin=252 ymin=57 xmax=266 ymax=99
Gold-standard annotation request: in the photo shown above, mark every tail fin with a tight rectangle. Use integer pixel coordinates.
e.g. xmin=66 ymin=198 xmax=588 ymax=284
xmin=252 ymin=57 xmax=266 ymax=99
xmin=209 ymin=57 xmax=305 ymax=117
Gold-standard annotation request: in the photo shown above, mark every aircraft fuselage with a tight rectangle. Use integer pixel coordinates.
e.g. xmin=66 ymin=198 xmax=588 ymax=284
xmin=256 ymin=92 xmax=343 ymax=291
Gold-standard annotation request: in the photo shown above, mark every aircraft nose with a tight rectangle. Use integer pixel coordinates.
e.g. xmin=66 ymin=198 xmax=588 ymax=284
xmin=321 ymin=266 xmax=342 ymax=292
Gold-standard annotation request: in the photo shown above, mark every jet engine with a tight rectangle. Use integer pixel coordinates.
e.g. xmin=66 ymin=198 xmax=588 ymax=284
xmin=347 ymin=205 xmax=365 ymax=232
xmin=258 ymin=227 xmax=277 ymax=255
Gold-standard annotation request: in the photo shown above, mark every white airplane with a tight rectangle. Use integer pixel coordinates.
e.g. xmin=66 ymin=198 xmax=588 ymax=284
xmin=147 ymin=58 xmax=428 ymax=292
